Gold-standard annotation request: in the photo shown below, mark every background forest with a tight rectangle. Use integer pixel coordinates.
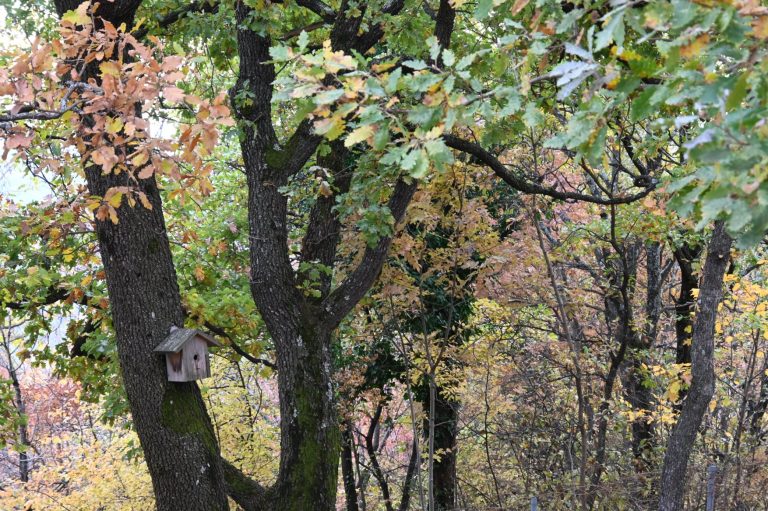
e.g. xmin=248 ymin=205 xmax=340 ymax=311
xmin=1 ymin=0 xmax=768 ymax=510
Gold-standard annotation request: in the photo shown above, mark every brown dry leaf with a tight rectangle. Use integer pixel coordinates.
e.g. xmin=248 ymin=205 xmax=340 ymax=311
xmin=680 ymin=34 xmax=710 ymax=59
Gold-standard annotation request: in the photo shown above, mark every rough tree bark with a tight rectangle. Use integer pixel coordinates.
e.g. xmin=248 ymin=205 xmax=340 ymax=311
xmin=673 ymin=241 xmax=703 ymax=367
xmin=231 ymin=2 xmax=413 ymax=509
xmin=425 ymin=388 xmax=459 ymax=510
xmin=46 ymin=2 xmax=232 ymax=509
xmin=658 ymin=222 xmax=732 ymax=511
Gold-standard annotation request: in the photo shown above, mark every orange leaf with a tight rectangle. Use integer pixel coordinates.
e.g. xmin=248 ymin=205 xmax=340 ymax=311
xmin=137 ymin=165 xmax=154 ymax=179
xmin=754 ymin=15 xmax=768 ymax=39
xmin=512 ymin=0 xmax=530 ymax=15
xmin=680 ymin=34 xmax=710 ymax=59
xmin=5 ymin=133 xmax=34 ymax=149
xmin=162 ymin=86 xmax=185 ymax=102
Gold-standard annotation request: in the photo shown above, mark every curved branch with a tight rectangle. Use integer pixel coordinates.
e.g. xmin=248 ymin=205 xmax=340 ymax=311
xmin=203 ymin=320 xmax=277 ymax=370
xmin=320 ymin=178 xmax=417 ymax=330
xmin=133 ymin=0 xmax=220 ymax=41
xmin=442 ymin=134 xmax=656 ymax=205
xmin=222 ymin=458 xmax=269 ymax=511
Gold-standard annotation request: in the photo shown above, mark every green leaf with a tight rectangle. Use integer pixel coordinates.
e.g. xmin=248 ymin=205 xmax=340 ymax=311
xmin=269 ymin=45 xmax=291 ymax=61
xmin=442 ymin=49 xmax=456 ymax=67
xmin=726 ymin=71 xmax=750 ymax=110
xmin=297 ymin=30 xmax=309 ymax=51
xmin=594 ymin=12 xmax=624 ymax=52
xmin=523 ymin=103 xmax=544 ymax=129
xmin=475 ymin=0 xmax=494 ymax=19
xmin=630 ymin=86 xmax=658 ymax=122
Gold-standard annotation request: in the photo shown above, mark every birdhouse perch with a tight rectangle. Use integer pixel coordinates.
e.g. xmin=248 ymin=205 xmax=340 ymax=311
xmin=154 ymin=328 xmax=220 ymax=382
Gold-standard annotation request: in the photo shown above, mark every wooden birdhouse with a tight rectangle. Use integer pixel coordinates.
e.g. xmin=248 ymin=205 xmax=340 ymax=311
xmin=154 ymin=327 xmax=220 ymax=382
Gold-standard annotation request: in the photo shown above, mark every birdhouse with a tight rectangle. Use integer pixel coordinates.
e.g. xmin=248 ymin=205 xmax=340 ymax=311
xmin=154 ymin=327 xmax=220 ymax=382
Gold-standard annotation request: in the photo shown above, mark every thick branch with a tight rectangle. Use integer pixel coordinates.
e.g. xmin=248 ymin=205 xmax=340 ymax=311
xmin=4 ymin=286 xmax=70 ymax=310
xmin=134 ymin=0 xmax=220 ymax=40
xmin=443 ymin=134 xmax=656 ymax=205
xmin=320 ymin=178 xmax=417 ymax=329
xmin=434 ymin=0 xmax=456 ymax=52
xmin=222 ymin=458 xmax=269 ymax=511
xmin=298 ymin=140 xmax=351 ymax=298
xmin=295 ymin=0 xmax=336 ymax=21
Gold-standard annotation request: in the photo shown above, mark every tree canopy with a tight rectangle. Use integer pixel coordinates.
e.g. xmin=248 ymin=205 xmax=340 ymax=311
xmin=1 ymin=0 xmax=768 ymax=510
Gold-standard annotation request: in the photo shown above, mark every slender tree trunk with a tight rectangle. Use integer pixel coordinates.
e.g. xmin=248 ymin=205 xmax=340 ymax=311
xmin=586 ymin=339 xmax=626 ymax=510
xmin=422 ymin=386 xmax=458 ymax=511
xmin=658 ymin=222 xmax=732 ymax=511
xmin=342 ymin=421 xmax=360 ymax=511
xmin=673 ymin=242 xmax=702 ymax=367
xmin=625 ymin=356 xmax=655 ymax=458
xmin=12 ymin=376 xmax=30 ymax=483
xmin=749 ymin=368 xmax=768 ymax=441
xmin=3 ymin=341 xmax=31 ymax=482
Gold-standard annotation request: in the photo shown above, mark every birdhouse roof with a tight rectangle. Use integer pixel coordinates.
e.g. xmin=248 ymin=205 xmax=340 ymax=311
xmin=153 ymin=328 xmax=220 ymax=353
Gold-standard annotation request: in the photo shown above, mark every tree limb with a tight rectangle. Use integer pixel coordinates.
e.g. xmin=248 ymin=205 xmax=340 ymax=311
xmin=222 ymin=458 xmax=269 ymax=511
xmin=202 ymin=319 xmax=277 ymax=370
xmin=320 ymin=178 xmax=417 ymax=329
xmin=443 ymin=134 xmax=656 ymax=205
xmin=133 ymin=0 xmax=220 ymax=40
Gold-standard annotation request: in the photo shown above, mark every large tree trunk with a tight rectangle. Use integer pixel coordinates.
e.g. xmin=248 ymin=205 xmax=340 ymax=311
xmin=658 ymin=222 xmax=732 ymax=511
xmin=84 ymin=168 xmax=230 ymax=510
xmin=49 ymin=2 xmax=230 ymax=508
xmin=231 ymin=0 xmax=414 ymax=506
xmin=235 ymin=10 xmax=341 ymax=506
xmin=271 ymin=324 xmax=341 ymax=511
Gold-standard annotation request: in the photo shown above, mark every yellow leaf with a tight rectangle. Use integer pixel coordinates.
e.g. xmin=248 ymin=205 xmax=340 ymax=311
xmin=62 ymin=2 xmax=91 ymax=26
xmin=344 ymin=125 xmax=373 ymax=147
xmin=667 ymin=380 xmax=681 ymax=401
xmin=100 ymin=61 xmax=121 ymax=77
xmin=371 ymin=61 xmax=396 ymax=73
xmin=81 ymin=275 xmax=93 ymax=287
xmin=108 ymin=191 xmax=123 ymax=208
xmin=131 ymin=151 xmax=149 ymax=167
xmin=105 ymin=117 xmax=124 ymax=134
